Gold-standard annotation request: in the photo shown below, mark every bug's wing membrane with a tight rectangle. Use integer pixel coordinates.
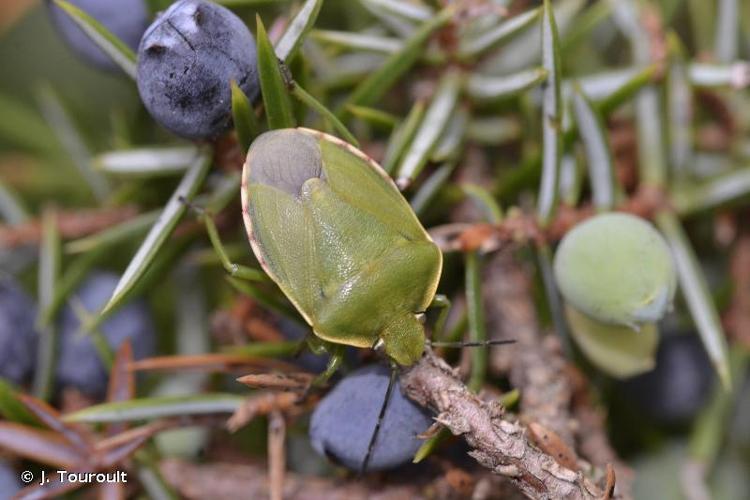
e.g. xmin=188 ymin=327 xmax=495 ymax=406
xmin=318 ymin=140 xmax=428 ymax=243
xmin=246 ymin=184 xmax=320 ymax=321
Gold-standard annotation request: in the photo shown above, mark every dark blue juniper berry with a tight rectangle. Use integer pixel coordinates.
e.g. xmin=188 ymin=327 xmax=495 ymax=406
xmin=56 ymin=272 xmax=155 ymax=399
xmin=0 ymin=460 xmax=21 ymax=500
xmin=0 ymin=275 xmax=38 ymax=386
xmin=620 ymin=333 xmax=714 ymax=424
xmin=136 ymin=0 xmax=260 ymax=140
xmin=47 ymin=0 xmax=149 ymax=70
xmin=309 ymin=364 xmax=433 ymax=472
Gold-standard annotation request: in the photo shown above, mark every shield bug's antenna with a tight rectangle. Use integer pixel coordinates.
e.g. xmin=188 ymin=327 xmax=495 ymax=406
xmin=360 ymin=364 xmax=398 ymax=475
xmin=427 ymin=339 xmax=517 ymax=348
xmin=177 ymin=195 xmax=205 ymax=216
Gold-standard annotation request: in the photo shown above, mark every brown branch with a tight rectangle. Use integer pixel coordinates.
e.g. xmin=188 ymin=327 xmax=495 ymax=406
xmin=226 ymin=391 xmax=313 ymax=433
xmin=430 ymin=186 xmax=667 ymax=254
xmin=482 ymin=251 xmax=575 ymax=448
xmin=210 ymin=296 xmax=287 ymax=344
xmin=160 ymin=459 xmax=424 ymax=500
xmin=401 ymin=350 xmax=606 ymax=500
xmin=128 ymin=353 xmax=300 ymax=374
xmin=268 ymin=411 xmax=286 ymax=500
xmin=160 ymin=458 xmax=523 ymax=500
xmin=236 ymin=372 xmax=314 ymax=391
xmin=725 ymin=233 xmax=750 ymax=347
xmin=0 ymin=206 xmax=139 ymax=249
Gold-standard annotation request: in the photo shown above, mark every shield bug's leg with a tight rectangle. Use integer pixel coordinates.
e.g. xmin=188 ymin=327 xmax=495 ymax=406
xmin=305 ymin=334 xmax=331 ymax=356
xmin=310 ymin=344 xmax=345 ymax=388
xmin=180 ymin=195 xmax=266 ymax=282
xmin=202 ymin=213 xmax=267 ymax=281
xmin=360 ymin=362 xmax=398 ymax=475
xmin=294 ymin=334 xmax=332 ymax=366
xmin=428 ymin=294 xmax=451 ymax=339
xmin=297 ymin=344 xmax=344 ymax=403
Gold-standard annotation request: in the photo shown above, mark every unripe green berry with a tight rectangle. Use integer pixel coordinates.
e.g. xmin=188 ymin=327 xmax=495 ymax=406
xmin=565 ymin=305 xmax=658 ymax=378
xmin=554 ymin=213 xmax=676 ymax=329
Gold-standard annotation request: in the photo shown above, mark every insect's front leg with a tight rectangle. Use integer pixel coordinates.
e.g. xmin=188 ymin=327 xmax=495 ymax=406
xmin=201 ymin=210 xmax=266 ymax=282
xmin=180 ymin=195 xmax=265 ymax=281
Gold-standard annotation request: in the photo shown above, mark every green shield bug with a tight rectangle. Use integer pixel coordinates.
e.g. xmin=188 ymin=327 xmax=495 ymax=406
xmin=241 ymin=128 xmax=443 ymax=367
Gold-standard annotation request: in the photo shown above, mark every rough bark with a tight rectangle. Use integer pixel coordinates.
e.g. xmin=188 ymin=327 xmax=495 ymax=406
xmin=401 ymin=351 xmax=604 ymax=500
xmin=483 ymin=250 xmax=575 ymax=448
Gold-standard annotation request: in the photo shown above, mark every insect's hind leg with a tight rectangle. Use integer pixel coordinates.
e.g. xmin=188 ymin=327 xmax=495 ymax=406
xmin=303 ymin=341 xmax=344 ymax=389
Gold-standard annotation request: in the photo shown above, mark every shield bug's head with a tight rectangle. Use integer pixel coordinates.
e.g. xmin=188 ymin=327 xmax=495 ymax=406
xmin=380 ymin=314 xmax=425 ymax=366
